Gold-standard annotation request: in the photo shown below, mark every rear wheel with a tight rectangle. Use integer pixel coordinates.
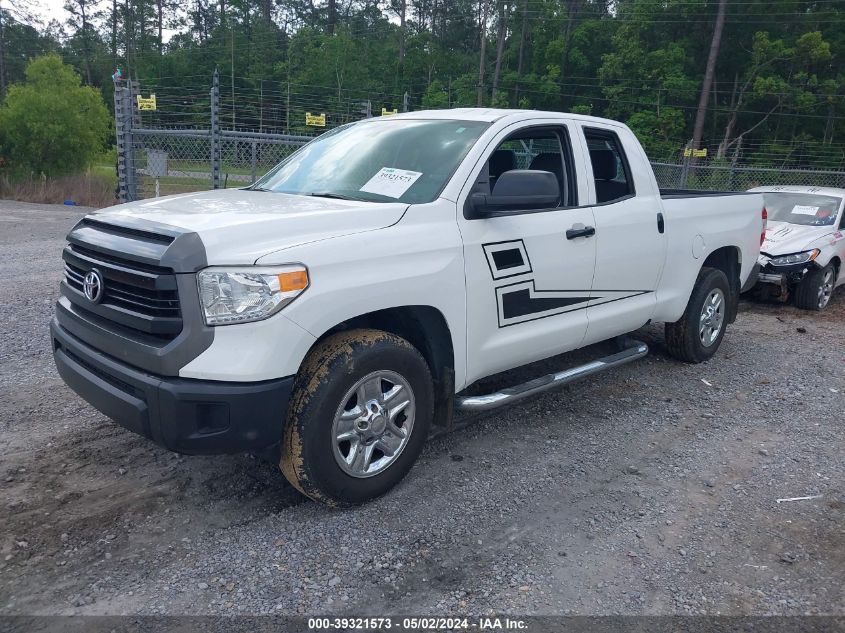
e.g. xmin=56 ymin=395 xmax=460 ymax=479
xmin=794 ymin=264 xmax=835 ymax=311
xmin=665 ymin=267 xmax=731 ymax=364
xmin=280 ymin=329 xmax=433 ymax=506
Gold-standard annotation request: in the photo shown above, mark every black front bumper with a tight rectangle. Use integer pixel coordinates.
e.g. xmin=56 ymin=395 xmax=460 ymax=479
xmin=51 ymin=319 xmax=293 ymax=455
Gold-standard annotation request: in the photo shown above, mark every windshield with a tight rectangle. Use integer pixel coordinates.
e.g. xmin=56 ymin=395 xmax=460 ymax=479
xmin=253 ymin=119 xmax=489 ymax=204
xmin=762 ymin=192 xmax=843 ymax=227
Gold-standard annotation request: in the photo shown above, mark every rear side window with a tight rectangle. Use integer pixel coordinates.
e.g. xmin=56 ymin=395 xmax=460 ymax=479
xmin=584 ymin=128 xmax=634 ymax=204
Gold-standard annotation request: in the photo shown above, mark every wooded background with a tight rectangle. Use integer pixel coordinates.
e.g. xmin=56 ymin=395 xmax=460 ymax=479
xmin=2 ymin=0 xmax=844 ymax=166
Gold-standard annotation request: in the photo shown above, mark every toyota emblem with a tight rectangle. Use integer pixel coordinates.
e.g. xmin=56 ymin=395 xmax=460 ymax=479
xmin=83 ymin=269 xmax=104 ymax=303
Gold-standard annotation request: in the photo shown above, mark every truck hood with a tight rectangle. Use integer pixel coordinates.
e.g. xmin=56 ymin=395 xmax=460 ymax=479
xmin=92 ymin=189 xmax=408 ymax=264
xmin=761 ymin=221 xmax=835 ymax=256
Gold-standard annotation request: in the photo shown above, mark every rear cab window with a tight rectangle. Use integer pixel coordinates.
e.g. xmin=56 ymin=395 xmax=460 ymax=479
xmin=584 ymin=128 xmax=634 ymax=204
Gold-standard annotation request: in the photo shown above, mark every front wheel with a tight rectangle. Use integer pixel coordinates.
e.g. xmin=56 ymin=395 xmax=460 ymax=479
xmin=280 ymin=329 xmax=433 ymax=506
xmin=665 ymin=267 xmax=731 ymax=364
xmin=794 ymin=263 xmax=835 ymax=311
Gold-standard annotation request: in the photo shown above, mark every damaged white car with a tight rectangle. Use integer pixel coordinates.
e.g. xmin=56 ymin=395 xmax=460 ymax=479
xmin=750 ymin=186 xmax=845 ymax=310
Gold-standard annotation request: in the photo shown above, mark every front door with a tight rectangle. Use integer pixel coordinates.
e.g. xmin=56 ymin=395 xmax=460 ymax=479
xmin=459 ymin=122 xmax=598 ymax=385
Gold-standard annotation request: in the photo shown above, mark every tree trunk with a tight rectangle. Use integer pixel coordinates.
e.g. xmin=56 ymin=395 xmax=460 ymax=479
xmin=157 ymin=0 xmax=164 ymax=56
xmin=111 ymin=0 xmax=118 ymax=60
xmin=81 ymin=1 xmax=93 ymax=85
xmin=824 ymin=102 xmax=834 ymax=144
xmin=559 ymin=0 xmax=577 ymax=105
xmin=124 ymin=0 xmax=133 ymax=72
xmin=691 ymin=0 xmax=727 ymax=150
xmin=514 ymin=0 xmax=528 ymax=105
xmin=219 ymin=0 xmax=225 ymax=27
xmin=327 ymin=0 xmax=336 ymax=34
xmin=0 ymin=9 xmax=6 ymax=96
xmin=477 ymin=0 xmax=489 ymax=106
xmin=261 ymin=0 xmax=271 ymax=23
xmin=398 ymin=0 xmax=406 ymax=63
xmin=490 ymin=0 xmax=507 ymax=104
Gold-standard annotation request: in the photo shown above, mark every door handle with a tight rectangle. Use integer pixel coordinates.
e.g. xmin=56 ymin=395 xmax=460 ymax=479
xmin=657 ymin=212 xmax=665 ymax=234
xmin=566 ymin=226 xmax=596 ymax=240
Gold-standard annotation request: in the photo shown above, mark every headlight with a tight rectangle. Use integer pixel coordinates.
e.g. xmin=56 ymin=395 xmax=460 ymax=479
xmin=769 ymin=249 xmax=820 ymax=266
xmin=197 ymin=266 xmax=309 ymax=326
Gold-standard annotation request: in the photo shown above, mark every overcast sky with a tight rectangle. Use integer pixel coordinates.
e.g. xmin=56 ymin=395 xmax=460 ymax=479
xmin=7 ymin=0 xmax=178 ymax=42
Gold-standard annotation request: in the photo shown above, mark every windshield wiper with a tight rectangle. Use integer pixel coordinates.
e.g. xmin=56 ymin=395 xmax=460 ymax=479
xmin=308 ymin=191 xmax=370 ymax=202
xmin=250 ymin=186 xmax=272 ymax=192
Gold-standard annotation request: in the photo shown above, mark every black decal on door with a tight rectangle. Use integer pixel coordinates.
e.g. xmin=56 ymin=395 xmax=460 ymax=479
xmin=483 ymin=240 xmax=532 ymax=279
xmin=485 ymin=241 xmax=651 ymax=327
xmin=496 ymin=281 xmax=651 ymax=328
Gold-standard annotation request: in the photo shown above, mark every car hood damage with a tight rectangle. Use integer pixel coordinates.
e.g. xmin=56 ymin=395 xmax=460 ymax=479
xmin=760 ymin=221 xmax=838 ymax=257
xmin=90 ymin=189 xmax=409 ymax=264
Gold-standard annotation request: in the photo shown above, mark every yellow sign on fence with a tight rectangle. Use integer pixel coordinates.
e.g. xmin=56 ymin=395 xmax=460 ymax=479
xmin=136 ymin=94 xmax=157 ymax=111
xmin=305 ymin=112 xmax=326 ymax=127
xmin=381 ymin=108 xmax=398 ymax=116
xmin=683 ymin=148 xmax=707 ymax=158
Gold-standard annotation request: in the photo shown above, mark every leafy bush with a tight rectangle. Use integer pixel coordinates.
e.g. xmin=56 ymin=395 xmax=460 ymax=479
xmin=0 ymin=54 xmax=111 ymax=178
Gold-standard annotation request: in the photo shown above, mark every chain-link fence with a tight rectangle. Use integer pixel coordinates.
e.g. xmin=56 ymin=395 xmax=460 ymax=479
xmin=652 ymin=161 xmax=845 ymax=191
xmin=114 ymin=73 xmax=845 ymax=203
xmin=115 ymin=72 xmax=314 ymax=201
xmin=130 ymin=129 xmax=306 ymax=199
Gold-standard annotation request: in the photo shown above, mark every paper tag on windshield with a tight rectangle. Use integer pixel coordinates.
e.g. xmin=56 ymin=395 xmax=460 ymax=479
xmin=360 ymin=168 xmax=422 ymax=198
xmin=792 ymin=205 xmax=820 ymax=215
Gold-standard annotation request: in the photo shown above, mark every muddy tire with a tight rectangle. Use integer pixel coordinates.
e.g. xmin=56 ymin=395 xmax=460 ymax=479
xmin=665 ymin=267 xmax=731 ymax=364
xmin=794 ymin=263 xmax=835 ymax=311
xmin=280 ymin=329 xmax=433 ymax=506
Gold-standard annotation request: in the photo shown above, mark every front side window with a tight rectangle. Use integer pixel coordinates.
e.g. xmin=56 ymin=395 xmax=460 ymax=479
xmin=762 ymin=193 xmax=843 ymax=228
xmin=584 ymin=128 xmax=634 ymax=204
xmin=480 ymin=127 xmax=576 ymax=207
xmin=253 ymin=119 xmax=489 ymax=204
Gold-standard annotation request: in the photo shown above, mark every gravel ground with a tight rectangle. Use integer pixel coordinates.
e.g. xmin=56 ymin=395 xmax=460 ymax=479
xmin=0 ymin=200 xmax=843 ymax=616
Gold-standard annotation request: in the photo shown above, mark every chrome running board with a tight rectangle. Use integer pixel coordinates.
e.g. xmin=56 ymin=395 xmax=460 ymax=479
xmin=455 ymin=339 xmax=649 ymax=412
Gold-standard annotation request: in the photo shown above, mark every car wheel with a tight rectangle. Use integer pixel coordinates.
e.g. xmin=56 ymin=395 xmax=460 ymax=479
xmin=665 ymin=267 xmax=731 ymax=364
xmin=794 ymin=263 xmax=835 ymax=311
xmin=280 ymin=329 xmax=433 ymax=506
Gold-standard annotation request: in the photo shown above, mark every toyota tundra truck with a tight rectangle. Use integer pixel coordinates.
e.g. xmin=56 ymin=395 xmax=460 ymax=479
xmin=51 ymin=109 xmax=766 ymax=505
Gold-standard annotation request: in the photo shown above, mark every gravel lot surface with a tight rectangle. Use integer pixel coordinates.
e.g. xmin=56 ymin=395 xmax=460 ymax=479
xmin=1 ymin=200 xmax=843 ymax=616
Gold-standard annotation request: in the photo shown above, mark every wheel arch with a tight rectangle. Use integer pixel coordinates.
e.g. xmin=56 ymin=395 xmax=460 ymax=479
xmin=307 ymin=305 xmax=456 ymax=428
xmin=702 ymin=246 xmax=741 ymax=323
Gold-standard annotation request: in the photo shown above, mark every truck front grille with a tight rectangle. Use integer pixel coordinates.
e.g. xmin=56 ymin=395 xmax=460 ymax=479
xmin=61 ymin=232 xmax=184 ymax=341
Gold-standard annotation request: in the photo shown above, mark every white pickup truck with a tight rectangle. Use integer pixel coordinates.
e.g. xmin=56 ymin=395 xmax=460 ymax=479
xmin=52 ymin=108 xmax=765 ymax=505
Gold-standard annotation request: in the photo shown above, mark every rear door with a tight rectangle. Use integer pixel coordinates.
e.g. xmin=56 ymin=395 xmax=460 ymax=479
xmin=577 ymin=124 xmax=667 ymax=344
xmin=458 ymin=120 xmax=597 ymax=384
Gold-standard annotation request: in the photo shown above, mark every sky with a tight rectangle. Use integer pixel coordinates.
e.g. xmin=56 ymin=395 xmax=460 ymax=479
xmin=6 ymin=0 xmax=178 ymax=43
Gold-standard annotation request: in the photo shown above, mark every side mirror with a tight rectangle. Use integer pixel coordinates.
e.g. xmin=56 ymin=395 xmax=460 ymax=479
xmin=469 ymin=170 xmax=560 ymax=218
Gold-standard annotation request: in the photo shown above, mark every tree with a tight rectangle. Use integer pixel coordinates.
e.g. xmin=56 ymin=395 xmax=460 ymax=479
xmin=476 ymin=0 xmax=489 ymax=106
xmin=1 ymin=0 xmax=41 ymax=94
xmin=64 ymin=0 xmax=103 ymax=85
xmin=0 ymin=55 xmax=110 ymax=177
xmin=691 ymin=0 xmax=727 ymax=150
xmin=490 ymin=0 xmax=507 ymax=104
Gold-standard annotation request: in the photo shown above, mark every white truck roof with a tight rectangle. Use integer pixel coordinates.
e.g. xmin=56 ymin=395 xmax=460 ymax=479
xmin=383 ymin=107 xmax=628 ymax=128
